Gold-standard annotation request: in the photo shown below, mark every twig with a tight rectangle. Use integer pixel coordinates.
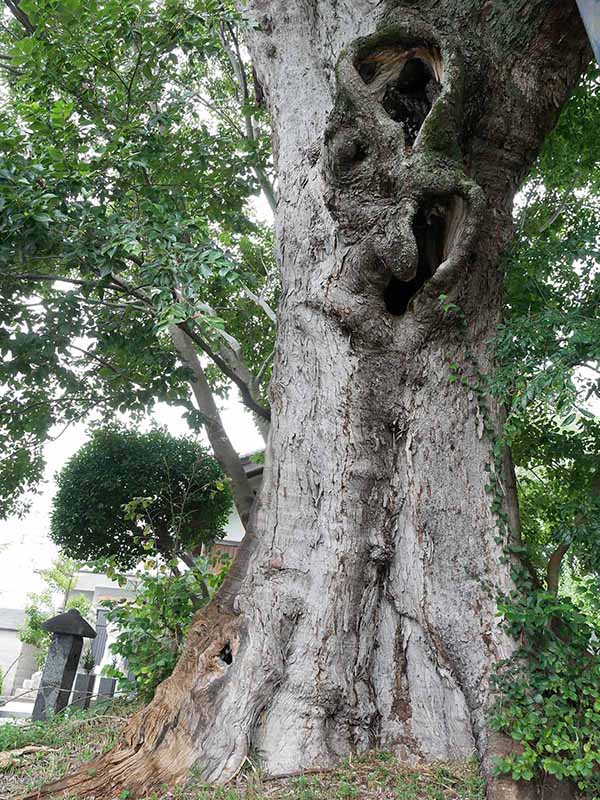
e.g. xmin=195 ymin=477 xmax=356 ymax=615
xmin=68 ymin=344 xmax=131 ymax=379
xmin=3 ymin=0 xmax=35 ymax=34
xmin=262 ymin=766 xmax=336 ymax=783
xmin=536 ymin=182 xmax=576 ymax=236
xmin=242 ymin=284 xmax=277 ymax=324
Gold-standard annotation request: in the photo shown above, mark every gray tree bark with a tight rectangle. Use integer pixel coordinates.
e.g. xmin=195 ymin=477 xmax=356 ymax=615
xmin=169 ymin=325 xmax=256 ymax=528
xmin=30 ymin=3 xmax=591 ymax=800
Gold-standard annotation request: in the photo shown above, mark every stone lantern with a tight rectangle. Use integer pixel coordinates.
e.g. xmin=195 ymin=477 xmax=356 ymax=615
xmin=32 ymin=608 xmax=96 ymax=722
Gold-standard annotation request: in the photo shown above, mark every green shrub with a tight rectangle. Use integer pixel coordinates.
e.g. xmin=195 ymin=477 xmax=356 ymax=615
xmin=103 ymin=555 xmax=230 ymax=700
xmin=51 ymin=427 xmax=232 ymax=569
xmin=491 ymin=589 xmax=600 ymax=795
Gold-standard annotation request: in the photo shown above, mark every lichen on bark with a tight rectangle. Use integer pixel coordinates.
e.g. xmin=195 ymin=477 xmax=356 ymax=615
xmin=322 ymin=13 xmax=485 ymax=325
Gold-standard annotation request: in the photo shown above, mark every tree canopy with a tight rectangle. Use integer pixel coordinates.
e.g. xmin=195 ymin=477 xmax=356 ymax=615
xmin=493 ymin=66 xmax=600 ymax=594
xmin=0 ymin=0 xmax=276 ymax=519
xmin=50 ymin=427 xmax=232 ymax=568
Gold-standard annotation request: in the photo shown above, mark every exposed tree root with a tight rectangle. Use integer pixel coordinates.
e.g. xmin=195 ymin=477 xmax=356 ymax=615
xmin=20 ymin=596 xmax=246 ymax=800
xmin=18 ymin=541 xmax=540 ymax=800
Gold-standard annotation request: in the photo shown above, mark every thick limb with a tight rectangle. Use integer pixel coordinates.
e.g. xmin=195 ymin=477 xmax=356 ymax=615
xmin=169 ymin=325 xmax=257 ymax=529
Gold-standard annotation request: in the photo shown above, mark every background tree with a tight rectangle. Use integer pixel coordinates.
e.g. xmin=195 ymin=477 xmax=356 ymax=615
xmin=481 ymin=68 xmax=600 ymax=789
xmin=493 ymin=65 xmax=600 ymax=595
xmin=20 ymin=555 xmax=92 ymax=669
xmin=102 ymin=553 xmax=231 ymax=701
xmin=0 ymin=0 xmax=276 ymax=524
xmin=51 ymin=427 xmax=232 ymax=569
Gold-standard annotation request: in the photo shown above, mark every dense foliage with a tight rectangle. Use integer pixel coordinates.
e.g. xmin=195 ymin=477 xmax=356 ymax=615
xmin=494 ymin=67 xmax=600 ymax=590
xmin=488 ymin=67 xmax=600 ymax=797
xmin=0 ymin=0 xmax=276 ymax=517
xmin=51 ymin=427 xmax=232 ymax=568
xmin=491 ymin=590 xmax=600 ymax=792
xmin=103 ymin=554 xmax=230 ymax=700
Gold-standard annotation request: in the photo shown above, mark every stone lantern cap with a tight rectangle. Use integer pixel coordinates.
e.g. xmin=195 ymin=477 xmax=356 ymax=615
xmin=42 ymin=608 xmax=96 ymax=638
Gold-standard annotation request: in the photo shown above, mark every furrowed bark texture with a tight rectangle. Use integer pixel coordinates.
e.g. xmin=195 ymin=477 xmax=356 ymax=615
xmin=28 ymin=3 xmax=590 ymax=800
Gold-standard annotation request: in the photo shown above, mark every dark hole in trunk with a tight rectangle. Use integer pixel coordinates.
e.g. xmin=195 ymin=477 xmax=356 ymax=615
xmin=219 ymin=642 xmax=233 ymax=665
xmin=384 ymin=199 xmax=448 ymax=316
xmin=382 ymin=58 xmax=441 ymax=145
xmin=358 ymin=61 xmax=377 ymax=83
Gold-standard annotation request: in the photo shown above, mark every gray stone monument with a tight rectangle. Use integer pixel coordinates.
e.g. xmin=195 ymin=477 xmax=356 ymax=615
xmin=32 ymin=609 xmax=96 ymax=721
xmin=71 ymin=672 xmax=96 ymax=711
xmin=96 ymin=676 xmax=117 ymax=703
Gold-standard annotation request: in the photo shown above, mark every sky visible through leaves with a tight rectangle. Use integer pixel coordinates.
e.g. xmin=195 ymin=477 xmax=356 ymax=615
xmin=0 ymin=391 xmax=263 ymax=608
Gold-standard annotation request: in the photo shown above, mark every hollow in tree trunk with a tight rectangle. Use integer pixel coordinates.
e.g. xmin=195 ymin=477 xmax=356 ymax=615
xmin=28 ymin=2 xmax=591 ymax=799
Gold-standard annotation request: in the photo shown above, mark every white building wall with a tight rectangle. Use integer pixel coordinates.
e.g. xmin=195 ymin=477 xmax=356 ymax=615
xmin=0 ymin=629 xmax=22 ymax=695
xmin=222 ymin=469 xmax=262 ymax=543
xmin=0 ymin=609 xmax=28 ymax=696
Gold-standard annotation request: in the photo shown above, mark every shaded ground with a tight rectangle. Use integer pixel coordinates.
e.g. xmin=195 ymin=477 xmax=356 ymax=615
xmin=0 ymin=702 xmax=485 ymax=799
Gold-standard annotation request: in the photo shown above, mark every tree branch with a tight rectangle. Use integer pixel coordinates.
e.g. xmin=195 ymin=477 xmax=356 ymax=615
xmin=2 ymin=272 xmax=92 ymax=287
xmin=168 ymin=325 xmax=257 ymax=530
xmin=535 ymin=182 xmax=576 ymax=237
xmin=0 ymin=59 xmax=22 ymax=75
xmin=545 ymin=471 xmax=600 ymax=594
xmin=219 ymin=21 xmax=277 ymax=212
xmin=255 ymin=348 xmax=274 ymax=388
xmin=178 ymin=321 xmax=270 ymax=422
xmin=172 ymin=288 xmax=270 ymax=437
xmin=242 ymin=284 xmax=277 ymax=324
xmin=546 ymin=541 xmax=569 ymax=596
xmin=3 ymin=0 xmax=35 ymax=34
xmin=68 ymin=344 xmax=133 ymax=380
xmin=125 ymin=34 xmax=144 ymax=121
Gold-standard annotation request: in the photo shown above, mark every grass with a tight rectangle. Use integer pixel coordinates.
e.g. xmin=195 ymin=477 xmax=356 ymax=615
xmin=0 ymin=699 xmax=139 ymax=799
xmin=0 ymin=704 xmax=485 ymax=800
xmin=184 ymin=755 xmax=485 ymax=800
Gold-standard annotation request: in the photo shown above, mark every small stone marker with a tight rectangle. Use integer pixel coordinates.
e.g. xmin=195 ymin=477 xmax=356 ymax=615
xmin=97 ymin=676 xmax=117 ymax=703
xmin=32 ymin=609 xmax=96 ymax=722
xmin=71 ymin=673 xmax=96 ymax=711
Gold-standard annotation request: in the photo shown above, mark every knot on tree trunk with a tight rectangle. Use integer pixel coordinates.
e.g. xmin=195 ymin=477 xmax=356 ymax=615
xmin=321 ymin=15 xmax=485 ymax=325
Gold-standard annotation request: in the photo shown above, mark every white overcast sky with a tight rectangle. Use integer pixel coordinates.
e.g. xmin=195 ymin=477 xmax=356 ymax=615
xmin=0 ymin=395 xmax=264 ymax=609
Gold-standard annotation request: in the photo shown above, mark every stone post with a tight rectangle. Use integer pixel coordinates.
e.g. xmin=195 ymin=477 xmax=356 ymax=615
xmin=71 ymin=672 xmax=96 ymax=711
xmin=97 ymin=676 xmax=117 ymax=703
xmin=32 ymin=609 xmax=96 ymax=722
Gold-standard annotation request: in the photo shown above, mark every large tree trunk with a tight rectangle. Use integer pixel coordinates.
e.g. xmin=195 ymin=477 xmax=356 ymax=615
xmin=27 ymin=3 xmax=590 ymax=800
